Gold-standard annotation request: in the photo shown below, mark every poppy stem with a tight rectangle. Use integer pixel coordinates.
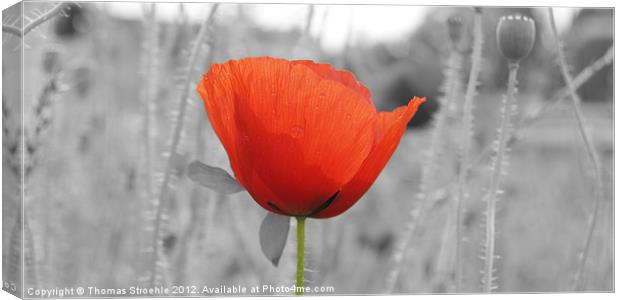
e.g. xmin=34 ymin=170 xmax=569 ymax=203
xmin=455 ymin=7 xmax=483 ymax=292
xmin=482 ymin=62 xmax=519 ymax=293
xmin=295 ymin=216 xmax=306 ymax=295
xmin=547 ymin=9 xmax=604 ymax=291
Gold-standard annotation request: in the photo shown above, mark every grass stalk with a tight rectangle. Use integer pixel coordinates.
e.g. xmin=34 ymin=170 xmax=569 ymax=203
xmin=546 ymin=8 xmax=605 ymax=291
xmin=148 ymin=4 xmax=219 ymax=288
xmin=175 ymin=8 xmax=219 ymax=283
xmin=469 ymin=45 xmax=612 ymax=175
xmin=385 ymin=26 xmax=463 ymax=293
xmin=138 ymin=3 xmax=159 ymax=284
xmin=3 ymin=2 xmax=69 ymax=38
xmin=454 ymin=8 xmax=483 ymax=292
xmin=381 ymin=41 xmax=610 ymax=294
xmin=304 ymin=5 xmax=314 ymax=36
xmin=25 ymin=66 xmax=59 ymax=177
xmin=142 ymin=3 xmax=158 ymax=211
xmin=7 ymin=213 xmax=23 ymax=295
xmin=314 ymin=7 xmax=329 ymax=47
xmin=23 ymin=215 xmax=37 ymax=289
xmin=437 ymin=46 xmax=612 ymax=200
xmin=482 ymin=62 xmax=519 ymax=293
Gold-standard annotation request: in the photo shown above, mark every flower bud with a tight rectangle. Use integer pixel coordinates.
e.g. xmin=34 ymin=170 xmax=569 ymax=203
xmin=496 ymin=15 xmax=536 ymax=62
xmin=447 ymin=15 xmax=464 ymax=47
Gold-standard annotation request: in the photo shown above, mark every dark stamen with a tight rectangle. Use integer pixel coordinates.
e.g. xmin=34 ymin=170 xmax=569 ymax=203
xmin=310 ymin=190 xmax=340 ymax=216
xmin=267 ymin=202 xmax=285 ymax=214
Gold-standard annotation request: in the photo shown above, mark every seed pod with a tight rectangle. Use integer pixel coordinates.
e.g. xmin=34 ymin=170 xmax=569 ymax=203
xmin=447 ymin=15 xmax=464 ymax=47
xmin=496 ymin=15 xmax=536 ymax=62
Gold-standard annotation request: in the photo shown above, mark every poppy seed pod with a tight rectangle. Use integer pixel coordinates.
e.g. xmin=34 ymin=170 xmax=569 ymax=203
xmin=447 ymin=15 xmax=464 ymax=47
xmin=496 ymin=15 xmax=536 ymax=62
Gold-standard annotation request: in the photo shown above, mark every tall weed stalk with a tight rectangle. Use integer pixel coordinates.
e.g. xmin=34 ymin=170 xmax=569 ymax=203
xmin=2 ymin=2 xmax=69 ymax=37
xmin=147 ymin=4 xmax=219 ymax=288
xmin=547 ymin=9 xmax=605 ymax=291
xmin=23 ymin=54 xmax=62 ymax=290
xmin=481 ymin=68 xmax=518 ymax=292
xmin=138 ymin=3 xmax=160 ymax=286
xmin=470 ymin=46 xmax=613 ymax=171
xmin=175 ymin=9 xmax=220 ymax=283
xmin=385 ymin=16 xmax=464 ymax=293
xmin=481 ymin=14 xmax=535 ymax=292
xmin=454 ymin=8 xmax=483 ymax=291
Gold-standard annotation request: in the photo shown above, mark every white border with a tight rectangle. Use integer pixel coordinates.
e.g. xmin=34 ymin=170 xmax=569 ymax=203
xmin=0 ymin=1 xmax=617 ymax=300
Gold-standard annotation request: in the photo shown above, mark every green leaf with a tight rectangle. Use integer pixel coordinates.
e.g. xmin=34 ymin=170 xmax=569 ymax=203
xmin=259 ymin=212 xmax=291 ymax=267
xmin=187 ymin=160 xmax=244 ymax=194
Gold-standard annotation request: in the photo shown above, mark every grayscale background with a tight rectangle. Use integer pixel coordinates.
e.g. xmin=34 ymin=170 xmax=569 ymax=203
xmin=1 ymin=1 xmax=613 ymax=296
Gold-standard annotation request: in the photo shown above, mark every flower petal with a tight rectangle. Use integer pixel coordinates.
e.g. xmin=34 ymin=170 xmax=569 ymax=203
xmin=199 ymin=62 xmax=284 ymax=214
xmin=197 ymin=63 xmax=242 ymax=182
xmin=291 ymin=60 xmax=373 ymax=103
xmin=311 ymin=96 xmax=426 ymax=218
xmin=198 ymin=57 xmax=378 ymax=216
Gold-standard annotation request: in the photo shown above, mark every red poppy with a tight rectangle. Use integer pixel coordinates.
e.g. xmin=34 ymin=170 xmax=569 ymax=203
xmin=197 ymin=57 xmax=425 ymax=218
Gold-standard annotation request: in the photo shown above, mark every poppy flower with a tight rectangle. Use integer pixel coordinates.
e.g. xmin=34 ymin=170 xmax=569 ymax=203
xmin=197 ymin=57 xmax=425 ymax=218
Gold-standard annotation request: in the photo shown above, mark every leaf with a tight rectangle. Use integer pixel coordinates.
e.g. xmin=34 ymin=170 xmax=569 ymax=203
xmin=187 ymin=160 xmax=244 ymax=194
xmin=259 ymin=212 xmax=291 ymax=267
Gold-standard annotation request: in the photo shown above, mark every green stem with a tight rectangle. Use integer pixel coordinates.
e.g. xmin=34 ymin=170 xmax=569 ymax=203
xmin=296 ymin=216 xmax=306 ymax=295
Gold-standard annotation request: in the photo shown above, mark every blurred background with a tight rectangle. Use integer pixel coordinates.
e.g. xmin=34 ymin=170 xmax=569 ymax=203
xmin=2 ymin=1 xmax=613 ymax=295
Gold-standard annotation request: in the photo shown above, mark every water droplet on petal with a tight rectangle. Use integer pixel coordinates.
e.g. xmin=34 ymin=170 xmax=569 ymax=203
xmin=291 ymin=126 xmax=304 ymax=138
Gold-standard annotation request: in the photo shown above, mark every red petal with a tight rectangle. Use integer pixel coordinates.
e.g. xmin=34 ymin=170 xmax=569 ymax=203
xmin=292 ymin=60 xmax=373 ymax=103
xmin=197 ymin=63 xmax=242 ymax=182
xmin=198 ymin=57 xmax=378 ymax=216
xmin=311 ymin=97 xmax=426 ymax=218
